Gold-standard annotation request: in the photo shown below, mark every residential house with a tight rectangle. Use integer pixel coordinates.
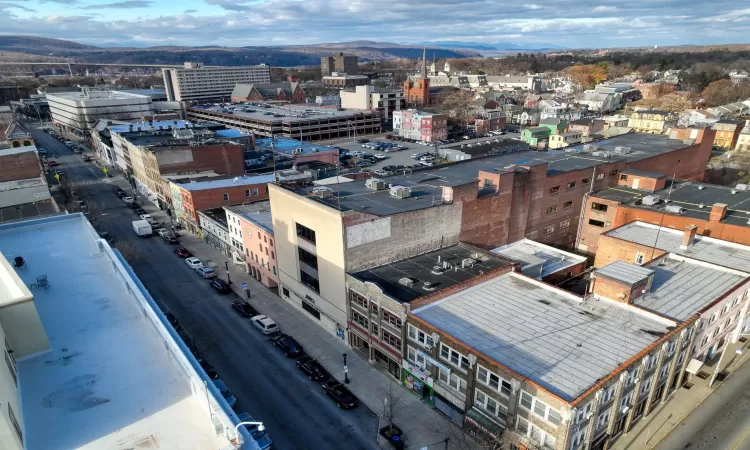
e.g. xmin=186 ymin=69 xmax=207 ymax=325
xmin=486 ymin=75 xmax=542 ymax=93
xmin=0 ymin=146 xmax=57 ymax=223
xmin=521 ymin=126 xmax=551 ymax=147
xmin=198 ymin=207 xmax=231 ymax=258
xmin=578 ymin=90 xmax=619 ymax=113
xmin=392 ymin=109 xmax=448 ymax=142
xmin=549 ymin=131 xmax=583 ymax=149
xmin=5 ymin=122 xmax=33 ymax=148
xmin=539 ymin=117 xmax=568 ymax=135
xmin=736 ymin=121 xmax=750 ymax=151
xmin=600 ymin=115 xmax=630 ymax=129
xmin=627 ymin=110 xmax=679 ymax=134
xmin=538 ymin=99 xmax=583 ymax=122
xmin=569 ymin=118 xmax=604 ymax=137
xmin=707 ymin=102 xmax=749 ymax=120
xmin=712 ymin=119 xmax=745 ymax=149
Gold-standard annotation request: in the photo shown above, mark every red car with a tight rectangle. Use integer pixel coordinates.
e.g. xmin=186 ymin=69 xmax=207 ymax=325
xmin=385 ymin=134 xmax=393 ymax=139
xmin=173 ymin=246 xmax=192 ymax=258
xmin=47 ymin=160 xmax=58 ymax=167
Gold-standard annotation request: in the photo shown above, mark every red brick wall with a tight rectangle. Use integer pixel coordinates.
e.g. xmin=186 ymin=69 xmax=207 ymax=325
xmin=185 ymin=183 xmax=270 ymax=222
xmin=159 ymin=143 xmax=244 ymax=176
xmin=625 ymin=130 xmax=714 ymax=181
xmin=0 ymin=152 xmax=41 ymax=182
xmin=594 ymin=234 xmax=667 ymax=268
xmin=578 ymin=195 xmax=622 ymax=255
xmin=542 ymin=260 xmax=587 ymax=285
xmin=616 ymin=173 xmax=666 ymax=191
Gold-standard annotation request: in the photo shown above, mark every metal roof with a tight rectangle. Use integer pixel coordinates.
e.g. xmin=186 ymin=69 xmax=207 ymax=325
xmin=413 ymin=272 xmax=672 ymax=401
xmin=491 ymin=239 xmax=586 ymax=279
xmin=595 ymin=260 xmax=655 ymax=285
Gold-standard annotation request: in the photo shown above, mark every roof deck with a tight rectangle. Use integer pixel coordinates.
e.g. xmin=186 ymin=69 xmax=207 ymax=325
xmin=0 ymin=214 xmax=234 ymax=450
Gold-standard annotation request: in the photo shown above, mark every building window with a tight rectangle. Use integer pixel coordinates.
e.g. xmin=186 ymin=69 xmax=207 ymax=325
xmin=300 ymin=271 xmax=320 ymax=293
xmin=438 ymin=368 xmax=467 ymax=394
xmin=591 ymin=202 xmax=608 ymax=212
xmin=352 ymin=310 xmax=368 ymax=328
xmin=273 ymin=266 xmax=276 ymax=275
xmin=516 ymin=417 xmax=555 ymax=449
xmin=546 ymin=206 xmax=557 ymax=214
xmin=440 ymin=343 xmax=470 ymax=372
xmin=302 ymin=300 xmax=321 ymax=320
xmin=620 ymin=174 xmax=628 ymax=181
xmin=475 ymin=389 xmax=508 ymax=421
xmin=408 ymin=324 xmax=434 ymax=348
xmin=296 ymin=222 xmax=316 ymax=244
xmin=382 ymin=329 xmax=401 ymax=351
xmin=582 ymin=177 xmax=591 ymax=184
xmin=566 ymin=181 xmax=576 ymax=189
xmin=596 ymin=408 xmax=611 ymax=430
xmin=588 ymin=219 xmax=605 ymax=228
xmin=544 ymin=225 xmax=555 ymax=234
xmin=563 ymin=200 xmax=573 ymax=210
xmin=5 ymin=350 xmax=16 ymax=386
xmin=258 ymin=231 xmax=261 ymax=239
xmin=223 ymin=193 xmax=229 ymax=201
xmin=635 ymin=252 xmax=645 ymax=265
xmin=477 ymin=364 xmax=512 ymax=396
xmin=245 ymin=189 xmax=251 ymax=198
xmin=270 ymin=238 xmax=273 ymax=246
xmin=519 ymin=390 xmax=561 ymax=426
xmin=597 ymin=173 xmax=605 ymax=180
xmin=383 ymin=310 xmax=402 ymax=329
xmin=351 ymin=291 xmax=368 ymax=310
xmin=252 ymin=188 xmax=259 ymax=196
xmin=549 ymin=186 xmax=560 ymax=194
xmin=560 ymin=219 xmax=571 ymax=228
xmin=609 ymin=170 xmax=618 ymax=178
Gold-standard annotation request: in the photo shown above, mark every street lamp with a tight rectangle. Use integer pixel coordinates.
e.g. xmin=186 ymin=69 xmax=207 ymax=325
xmin=233 ymin=421 xmax=265 ymax=448
xmin=343 ymin=353 xmax=350 ymax=384
xmin=225 ymin=261 xmax=232 ymax=285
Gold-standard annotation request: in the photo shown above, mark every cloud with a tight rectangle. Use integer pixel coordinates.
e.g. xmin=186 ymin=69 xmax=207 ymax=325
xmin=0 ymin=2 xmax=34 ymax=11
xmin=593 ymin=6 xmax=618 ymax=12
xmin=204 ymin=0 xmax=251 ymax=11
xmin=88 ymin=0 xmax=152 ymax=7
xmin=39 ymin=0 xmax=79 ymax=4
xmin=184 ymin=9 xmax=197 ymax=13
xmin=524 ymin=4 xmax=542 ymax=9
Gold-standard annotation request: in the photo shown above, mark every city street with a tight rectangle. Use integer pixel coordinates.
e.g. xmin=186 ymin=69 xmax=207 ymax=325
xmin=27 ymin=123 xmax=381 ymax=450
xmin=657 ymin=355 xmax=750 ymax=450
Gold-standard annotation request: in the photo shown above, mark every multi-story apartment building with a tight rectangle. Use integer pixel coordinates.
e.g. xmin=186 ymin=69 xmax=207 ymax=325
xmin=392 ymin=109 xmax=447 ymax=142
xmin=320 ymin=52 xmax=358 ymax=76
xmin=162 ymin=61 xmax=271 ymax=102
xmin=627 ymin=110 xmax=679 ymax=134
xmin=711 ymin=119 xmax=745 ymax=149
xmin=47 ymin=90 xmax=155 ymax=131
xmin=0 ymin=213 xmax=241 ymax=450
xmin=225 ymin=202 xmax=279 ymax=288
xmin=0 ymin=145 xmax=57 ymax=223
xmin=339 ymin=85 xmax=405 ymax=123
xmin=268 ymin=131 xmax=714 ymax=341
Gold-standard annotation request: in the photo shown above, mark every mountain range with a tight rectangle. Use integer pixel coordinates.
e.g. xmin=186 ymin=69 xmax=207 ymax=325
xmin=417 ymin=40 xmax=568 ymax=51
xmin=0 ymin=36 xmax=479 ymax=67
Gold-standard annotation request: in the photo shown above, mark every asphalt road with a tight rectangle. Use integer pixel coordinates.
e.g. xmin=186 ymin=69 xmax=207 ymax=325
xmin=27 ymin=123 xmax=381 ymax=450
xmin=656 ymin=357 xmax=750 ymax=450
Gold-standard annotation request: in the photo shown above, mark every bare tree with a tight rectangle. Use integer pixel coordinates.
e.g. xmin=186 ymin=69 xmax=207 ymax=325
xmin=112 ymin=240 xmax=143 ymax=264
xmin=441 ymin=91 xmax=478 ymax=130
xmin=380 ymin=381 xmax=406 ymax=437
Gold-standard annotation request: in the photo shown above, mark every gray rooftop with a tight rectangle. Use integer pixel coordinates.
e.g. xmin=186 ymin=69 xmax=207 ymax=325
xmin=413 ymin=272 xmax=672 ymax=401
xmin=350 ymin=244 xmax=511 ymax=303
xmin=290 ymin=133 xmax=702 ymax=217
xmin=225 ymin=202 xmax=273 ymax=234
xmin=620 ymin=168 xmax=665 ymax=178
xmin=595 ymin=260 xmax=655 ymax=285
xmin=491 ymin=239 xmax=586 ymax=279
xmin=634 ymin=255 xmax=747 ymax=320
xmin=605 ymin=221 xmax=750 ymax=272
xmin=190 ymin=102 xmax=375 ymax=124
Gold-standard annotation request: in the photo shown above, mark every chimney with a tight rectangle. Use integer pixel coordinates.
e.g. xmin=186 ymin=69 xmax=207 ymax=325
xmin=710 ymin=203 xmax=728 ymax=222
xmin=680 ymin=224 xmax=698 ymax=249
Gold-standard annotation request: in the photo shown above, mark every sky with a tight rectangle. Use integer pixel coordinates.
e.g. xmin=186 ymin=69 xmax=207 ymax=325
xmin=2 ymin=0 xmax=750 ymax=48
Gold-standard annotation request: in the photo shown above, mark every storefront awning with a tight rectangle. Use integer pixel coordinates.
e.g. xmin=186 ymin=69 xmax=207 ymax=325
xmin=465 ymin=408 xmax=504 ymax=437
xmin=686 ymin=358 xmax=704 ymax=374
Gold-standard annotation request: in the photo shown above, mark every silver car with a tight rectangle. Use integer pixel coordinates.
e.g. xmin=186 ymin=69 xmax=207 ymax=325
xmin=196 ymin=267 xmax=216 ymax=279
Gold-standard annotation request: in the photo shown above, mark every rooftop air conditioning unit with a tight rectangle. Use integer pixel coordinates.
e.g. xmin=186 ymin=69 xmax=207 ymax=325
xmin=592 ymin=151 xmax=613 ymax=158
xmin=642 ymin=195 xmax=660 ymax=206
xmin=390 ymin=186 xmax=412 ymax=199
xmin=614 ymin=146 xmax=631 ymax=154
xmin=583 ymin=144 xmax=598 ymax=152
xmin=736 ymin=184 xmax=749 ymax=191
xmin=399 ymin=277 xmax=418 ymax=287
xmin=665 ymin=205 xmax=684 ymax=214
xmin=365 ymin=178 xmax=386 ymax=191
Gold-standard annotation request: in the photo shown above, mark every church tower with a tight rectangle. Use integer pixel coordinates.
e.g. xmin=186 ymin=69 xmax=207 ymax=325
xmin=403 ymin=48 xmax=430 ymax=106
xmin=444 ymin=60 xmax=451 ymax=73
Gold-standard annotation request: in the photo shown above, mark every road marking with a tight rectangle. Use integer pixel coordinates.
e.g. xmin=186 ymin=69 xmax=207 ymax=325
xmin=730 ymin=423 xmax=750 ymax=450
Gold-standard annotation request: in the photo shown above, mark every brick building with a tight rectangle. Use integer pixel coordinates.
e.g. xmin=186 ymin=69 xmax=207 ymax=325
xmin=0 ymin=146 xmax=57 ymax=222
xmin=403 ymin=49 xmax=431 ymax=107
xmin=711 ymin=119 xmax=745 ymax=149
xmin=392 ymin=109 xmax=448 ymax=142
xmin=320 ymin=52 xmax=358 ymax=76
xmin=225 ymin=202 xmax=279 ymax=288
xmin=230 ymin=82 xmax=306 ymax=104
xmin=170 ymin=174 xmax=274 ymax=233
xmin=268 ymin=130 xmax=714 ymax=342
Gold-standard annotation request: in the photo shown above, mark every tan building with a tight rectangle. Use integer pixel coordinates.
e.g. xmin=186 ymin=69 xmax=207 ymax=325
xmin=549 ymin=131 xmax=583 ymax=149
xmin=712 ymin=119 xmax=745 ymax=149
xmin=321 ymin=52 xmax=358 ymax=76
xmin=162 ymin=61 xmax=271 ymax=102
xmin=627 ymin=110 xmax=679 ymax=134
xmin=736 ymin=121 xmax=750 ymax=151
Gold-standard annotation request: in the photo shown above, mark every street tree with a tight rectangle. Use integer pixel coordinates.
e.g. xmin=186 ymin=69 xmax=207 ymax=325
xmin=441 ymin=91 xmax=477 ymax=130
xmin=380 ymin=381 xmax=405 ymax=438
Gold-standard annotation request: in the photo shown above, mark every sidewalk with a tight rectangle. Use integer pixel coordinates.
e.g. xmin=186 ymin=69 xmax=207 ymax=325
xmin=611 ymin=338 xmax=750 ymax=450
xmin=172 ymin=228 xmax=476 ymax=450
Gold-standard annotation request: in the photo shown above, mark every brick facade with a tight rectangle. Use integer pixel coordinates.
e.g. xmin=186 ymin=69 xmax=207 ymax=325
xmin=157 ymin=143 xmax=245 ymax=176
xmin=594 ymin=234 xmax=667 ymax=268
xmin=403 ymin=77 xmax=430 ymax=106
xmin=240 ymin=217 xmax=278 ymax=288
xmin=0 ymin=152 xmax=42 ymax=182
xmin=181 ymin=183 xmax=270 ymax=224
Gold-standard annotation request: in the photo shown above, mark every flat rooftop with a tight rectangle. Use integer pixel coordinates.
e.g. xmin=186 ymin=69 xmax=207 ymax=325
xmin=350 ymin=243 xmax=511 ymax=303
xmin=619 ymin=168 xmax=666 ymax=178
xmin=178 ymin=174 xmax=274 ymax=191
xmin=605 ymin=221 xmax=750 ymax=272
xmin=47 ymin=90 xmax=150 ymax=101
xmin=289 ymin=133 xmax=698 ymax=216
xmin=190 ymin=102 xmax=377 ymax=124
xmin=636 ymin=255 xmax=746 ymax=320
xmin=0 ymin=144 xmax=37 ymax=157
xmin=413 ymin=272 xmax=673 ymax=401
xmin=0 ymin=214 xmax=230 ymax=449
xmin=225 ymin=202 xmax=273 ymax=234
xmin=255 ymin=136 xmax=338 ymax=156
xmin=491 ymin=239 xmax=587 ymax=279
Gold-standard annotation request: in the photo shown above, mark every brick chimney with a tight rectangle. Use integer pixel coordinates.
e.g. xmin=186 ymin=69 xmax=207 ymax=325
xmin=710 ymin=203 xmax=728 ymax=222
xmin=680 ymin=224 xmax=698 ymax=249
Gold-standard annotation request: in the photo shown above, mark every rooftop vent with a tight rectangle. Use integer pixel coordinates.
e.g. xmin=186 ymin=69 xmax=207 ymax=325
xmin=423 ymin=281 xmax=437 ymax=291
xmin=398 ymin=277 xmax=418 ymax=287
xmin=390 ymin=185 xmax=412 ymax=199
xmin=642 ymin=195 xmax=660 ymax=206
xmin=665 ymin=205 xmax=684 ymax=214
xmin=365 ymin=178 xmax=386 ymax=191
xmin=461 ymin=257 xmax=478 ymax=268
xmin=311 ymin=187 xmax=333 ymax=197
xmin=537 ymin=299 xmax=552 ymax=305
xmin=431 ymin=265 xmax=446 ymax=275
xmin=698 ymin=203 xmax=705 ymax=208
xmin=592 ymin=150 xmax=613 ymax=158
xmin=583 ymin=144 xmax=598 ymax=152
xmin=614 ymin=146 xmax=632 ymax=154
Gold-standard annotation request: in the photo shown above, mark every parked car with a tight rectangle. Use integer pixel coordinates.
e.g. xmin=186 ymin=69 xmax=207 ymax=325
xmin=122 ymin=196 xmax=134 ymax=204
xmin=295 ymin=356 xmax=329 ymax=381
xmin=210 ymin=279 xmax=231 ymax=294
xmin=420 ymin=155 xmax=435 ymax=161
xmin=419 ymin=161 xmax=435 ymax=167
xmin=196 ymin=266 xmax=217 ymax=279
xmin=373 ymin=154 xmax=387 ymax=160
xmin=322 ymin=380 xmax=358 ymax=409
xmin=356 ymin=138 xmax=369 ymax=143
xmin=271 ymin=334 xmax=304 ymax=357
xmin=374 ymin=169 xmax=389 ymax=177
xmin=64 ymin=140 xmax=74 ymax=147
xmin=198 ymin=358 xmax=218 ymax=380
xmin=251 ymin=315 xmax=279 ymax=335
xmin=237 ymin=412 xmax=273 ymax=450
xmin=174 ymin=246 xmax=192 ymax=258
xmin=214 ymin=379 xmax=237 ymax=409
xmin=185 ymin=257 xmax=203 ymax=269
xmin=232 ymin=300 xmax=258 ymax=318
xmin=162 ymin=233 xmax=178 ymax=244
xmin=356 ymin=160 xmax=372 ymax=168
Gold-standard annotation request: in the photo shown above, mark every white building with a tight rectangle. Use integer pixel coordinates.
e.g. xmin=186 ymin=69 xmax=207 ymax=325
xmin=0 ymin=213 xmax=255 ymax=450
xmin=46 ymin=90 xmax=154 ymax=131
xmin=163 ymin=61 xmax=271 ymax=103
xmin=339 ymin=85 xmax=405 ymax=123
xmin=486 ymin=75 xmax=542 ymax=93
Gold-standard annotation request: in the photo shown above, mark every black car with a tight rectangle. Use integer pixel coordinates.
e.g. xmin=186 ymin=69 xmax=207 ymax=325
xmin=198 ymin=358 xmax=219 ymax=380
xmin=210 ymin=279 xmax=231 ymax=294
xmin=134 ymin=208 xmax=146 ymax=215
xmin=295 ymin=356 xmax=329 ymax=381
xmin=322 ymin=380 xmax=358 ymax=409
xmin=356 ymin=138 xmax=369 ymax=143
xmin=232 ymin=301 xmax=258 ymax=317
xmin=271 ymin=334 xmax=304 ymax=357
xmin=163 ymin=311 xmax=181 ymax=330
xmin=128 ymin=202 xmax=140 ymax=209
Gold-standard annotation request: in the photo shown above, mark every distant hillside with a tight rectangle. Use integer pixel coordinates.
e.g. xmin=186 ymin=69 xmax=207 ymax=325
xmin=0 ymin=36 xmax=477 ymax=67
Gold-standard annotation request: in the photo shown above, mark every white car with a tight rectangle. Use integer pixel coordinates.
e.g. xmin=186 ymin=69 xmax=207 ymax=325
xmin=420 ymin=155 xmax=435 ymax=161
xmin=419 ymin=161 xmax=435 ymax=167
xmin=185 ymin=257 xmax=203 ymax=269
xmin=251 ymin=315 xmax=280 ymax=335
xmin=410 ymin=153 xmax=423 ymax=159
xmin=374 ymin=154 xmax=387 ymax=160
xmin=374 ymin=169 xmax=389 ymax=177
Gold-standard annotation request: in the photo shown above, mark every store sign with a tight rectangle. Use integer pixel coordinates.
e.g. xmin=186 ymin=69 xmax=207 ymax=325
xmin=402 ymin=359 xmax=432 ymax=385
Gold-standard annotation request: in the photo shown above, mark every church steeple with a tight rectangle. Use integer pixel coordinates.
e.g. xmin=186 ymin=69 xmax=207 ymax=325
xmin=421 ymin=47 xmax=427 ymax=79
